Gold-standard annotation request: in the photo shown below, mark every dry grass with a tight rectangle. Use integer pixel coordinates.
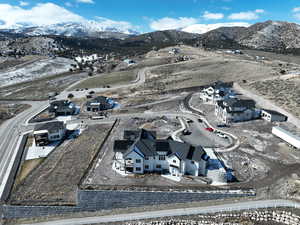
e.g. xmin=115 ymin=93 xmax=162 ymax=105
xmin=14 ymin=158 xmax=45 ymax=186
xmin=148 ymin=57 xmax=276 ymax=91
xmin=246 ymin=78 xmax=300 ymax=118
xmin=10 ymin=124 xmax=113 ymax=205
xmin=72 ymin=70 xmax=137 ymax=90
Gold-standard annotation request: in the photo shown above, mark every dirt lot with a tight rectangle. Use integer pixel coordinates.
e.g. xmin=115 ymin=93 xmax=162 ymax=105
xmin=71 ymin=70 xmax=137 ymax=90
xmin=0 ymin=103 xmax=30 ymax=125
xmin=244 ymin=78 xmax=300 ymax=118
xmin=147 ymin=57 xmax=276 ymax=92
xmin=0 ymin=71 xmax=87 ymax=100
xmin=9 ymin=123 xmax=113 ymax=205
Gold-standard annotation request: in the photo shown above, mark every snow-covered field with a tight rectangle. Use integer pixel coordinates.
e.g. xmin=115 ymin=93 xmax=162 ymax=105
xmin=0 ymin=57 xmax=75 ymax=87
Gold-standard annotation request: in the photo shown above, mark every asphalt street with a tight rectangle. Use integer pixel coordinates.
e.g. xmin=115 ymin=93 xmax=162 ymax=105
xmin=23 ymin=200 xmax=300 ymax=225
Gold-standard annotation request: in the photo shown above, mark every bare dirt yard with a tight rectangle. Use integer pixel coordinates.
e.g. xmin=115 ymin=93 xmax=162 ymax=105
xmin=9 ymin=123 xmax=113 ymax=206
xmin=71 ymin=70 xmax=138 ymax=90
xmin=0 ymin=71 xmax=87 ymax=100
xmin=0 ymin=103 xmax=30 ymax=125
xmin=244 ymin=78 xmax=300 ymax=118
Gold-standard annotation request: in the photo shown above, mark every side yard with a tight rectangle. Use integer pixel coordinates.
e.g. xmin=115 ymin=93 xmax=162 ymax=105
xmin=9 ymin=123 xmax=114 ymax=206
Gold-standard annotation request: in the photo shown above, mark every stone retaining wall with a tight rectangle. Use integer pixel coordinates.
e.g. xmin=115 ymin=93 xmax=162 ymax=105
xmin=1 ymin=189 xmax=255 ymax=219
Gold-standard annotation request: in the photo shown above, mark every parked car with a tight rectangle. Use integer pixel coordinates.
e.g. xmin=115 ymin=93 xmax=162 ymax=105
xmin=182 ymin=129 xmax=192 ymax=135
xmin=217 ymin=124 xmax=229 ymax=128
xmin=205 ymin=127 xmax=214 ymax=132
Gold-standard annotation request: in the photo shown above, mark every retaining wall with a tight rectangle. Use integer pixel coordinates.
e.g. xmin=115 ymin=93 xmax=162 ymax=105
xmin=1 ymin=189 xmax=255 ymax=219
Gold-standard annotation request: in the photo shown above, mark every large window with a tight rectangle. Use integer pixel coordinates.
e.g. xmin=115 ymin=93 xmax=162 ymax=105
xmin=145 ymin=157 xmax=149 ymax=160
xmin=136 ymin=167 xmax=141 ymax=171
xmin=173 ymin=160 xmax=177 ymax=163
xmin=145 ymin=165 xmax=149 ymax=169
xmin=136 ymin=159 xmax=141 ymax=163
xmin=159 ymin=155 xmax=165 ymax=160
xmin=156 ymin=164 xmax=161 ymax=169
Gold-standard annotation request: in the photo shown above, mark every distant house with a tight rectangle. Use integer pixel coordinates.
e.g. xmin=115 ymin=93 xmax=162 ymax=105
xmin=169 ymin=48 xmax=180 ymax=55
xmin=261 ymin=109 xmax=288 ymax=122
xmin=215 ymin=98 xmax=259 ymax=124
xmin=200 ymin=81 xmax=234 ymax=105
xmin=86 ymin=96 xmax=115 ymax=112
xmin=113 ymin=129 xmax=209 ymax=178
xmin=75 ymin=54 xmax=99 ymax=63
xmin=33 ymin=121 xmax=66 ymax=146
xmin=49 ymin=100 xmax=76 ymax=117
xmin=124 ymin=59 xmax=136 ymax=66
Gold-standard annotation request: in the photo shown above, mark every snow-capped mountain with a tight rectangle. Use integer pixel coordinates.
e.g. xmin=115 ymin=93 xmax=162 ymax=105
xmin=0 ymin=21 xmax=139 ymax=39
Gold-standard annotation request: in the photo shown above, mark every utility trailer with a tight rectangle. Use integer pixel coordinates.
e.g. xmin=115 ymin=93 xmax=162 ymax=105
xmin=272 ymin=126 xmax=300 ymax=149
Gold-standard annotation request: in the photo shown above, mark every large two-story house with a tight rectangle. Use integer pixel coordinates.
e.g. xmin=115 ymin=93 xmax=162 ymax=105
xmin=113 ymin=129 xmax=209 ymax=179
xmin=215 ymin=98 xmax=259 ymax=124
xmin=49 ymin=100 xmax=77 ymax=117
xmin=200 ymin=81 xmax=234 ymax=105
xmin=33 ymin=121 xmax=66 ymax=146
xmin=86 ymin=96 xmax=116 ymax=112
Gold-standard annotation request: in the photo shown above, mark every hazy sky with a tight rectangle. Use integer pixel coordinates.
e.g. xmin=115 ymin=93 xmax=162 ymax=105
xmin=0 ymin=0 xmax=299 ymax=32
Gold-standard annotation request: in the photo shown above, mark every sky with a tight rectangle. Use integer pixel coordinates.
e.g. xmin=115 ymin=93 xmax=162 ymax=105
xmin=0 ymin=0 xmax=300 ymax=33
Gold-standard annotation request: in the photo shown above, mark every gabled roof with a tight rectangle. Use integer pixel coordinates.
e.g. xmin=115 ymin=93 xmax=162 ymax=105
xmin=34 ymin=121 xmax=65 ymax=133
xmin=114 ymin=129 xmax=207 ymax=162
xmin=49 ymin=100 xmax=75 ymax=113
xmin=218 ymin=98 xmax=256 ymax=111
xmin=113 ymin=140 xmax=134 ymax=153
xmin=124 ymin=129 xmax=156 ymax=141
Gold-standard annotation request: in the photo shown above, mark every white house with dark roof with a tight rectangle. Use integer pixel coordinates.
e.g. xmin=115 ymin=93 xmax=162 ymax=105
xmin=113 ymin=129 xmax=209 ymax=179
xmin=200 ymin=81 xmax=234 ymax=105
xmin=33 ymin=121 xmax=66 ymax=146
xmin=215 ymin=98 xmax=260 ymax=124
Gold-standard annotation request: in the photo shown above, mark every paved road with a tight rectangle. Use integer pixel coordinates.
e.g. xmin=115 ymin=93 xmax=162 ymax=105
xmin=0 ymin=101 xmax=49 ymax=200
xmin=57 ymin=67 xmax=148 ymax=100
xmin=0 ymin=66 xmax=151 ymax=201
xmin=23 ymin=199 xmax=300 ymax=225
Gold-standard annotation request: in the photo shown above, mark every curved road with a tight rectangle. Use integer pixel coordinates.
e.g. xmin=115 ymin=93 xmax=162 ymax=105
xmin=0 ymin=66 xmax=149 ymax=201
xmin=0 ymin=101 xmax=49 ymax=200
xmin=23 ymin=199 xmax=300 ymax=225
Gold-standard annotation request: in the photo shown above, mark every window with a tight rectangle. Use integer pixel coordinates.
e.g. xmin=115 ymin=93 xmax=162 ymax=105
xmin=136 ymin=159 xmax=141 ymax=163
xmin=173 ymin=160 xmax=177 ymax=163
xmin=136 ymin=167 xmax=141 ymax=171
xmin=191 ymin=161 xmax=195 ymax=164
xmin=145 ymin=165 xmax=149 ymax=169
xmin=159 ymin=155 xmax=165 ymax=160
xmin=145 ymin=157 xmax=149 ymax=160
xmin=51 ymin=135 xmax=60 ymax=139
xmin=156 ymin=164 xmax=161 ymax=169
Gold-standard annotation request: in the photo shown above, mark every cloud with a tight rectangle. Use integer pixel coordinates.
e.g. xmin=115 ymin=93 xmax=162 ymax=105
xmin=76 ymin=0 xmax=94 ymax=3
xmin=19 ymin=1 xmax=29 ymax=6
xmin=0 ymin=3 xmax=84 ymax=28
xmin=293 ymin=7 xmax=300 ymax=13
xmin=228 ymin=9 xmax=264 ymax=20
xmin=65 ymin=2 xmax=73 ymax=7
xmin=0 ymin=3 xmax=136 ymax=33
xmin=182 ymin=22 xmax=251 ymax=34
xmin=203 ymin=11 xmax=224 ymax=20
xmin=150 ymin=17 xmax=198 ymax=30
xmin=94 ymin=17 xmax=137 ymax=33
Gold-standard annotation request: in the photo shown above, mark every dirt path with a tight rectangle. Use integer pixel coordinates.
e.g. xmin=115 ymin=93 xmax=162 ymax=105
xmin=233 ymin=82 xmax=300 ymax=129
